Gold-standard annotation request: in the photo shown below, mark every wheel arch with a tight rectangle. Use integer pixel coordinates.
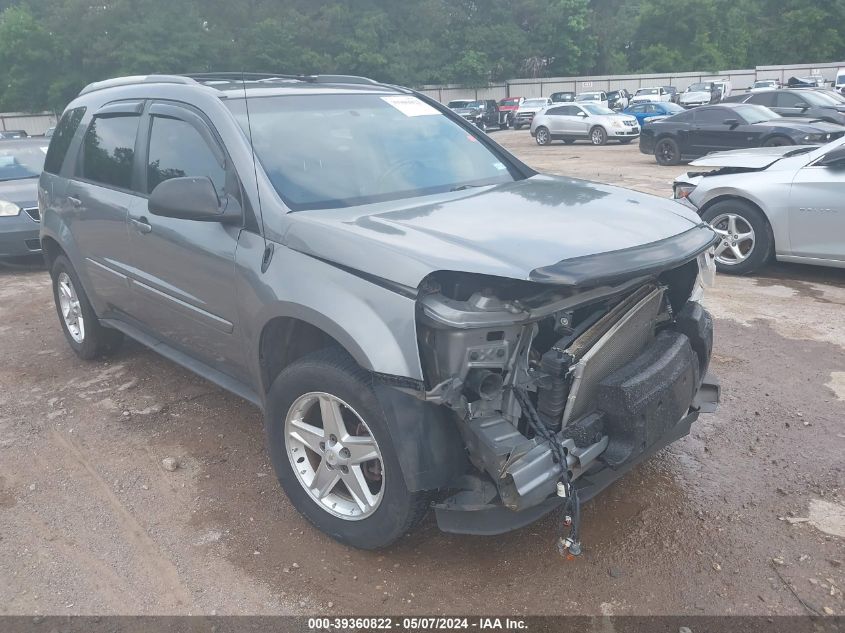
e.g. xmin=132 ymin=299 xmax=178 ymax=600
xmin=698 ymin=194 xmax=778 ymax=259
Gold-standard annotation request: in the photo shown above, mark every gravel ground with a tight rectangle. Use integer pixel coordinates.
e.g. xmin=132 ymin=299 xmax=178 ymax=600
xmin=0 ymin=131 xmax=843 ymax=617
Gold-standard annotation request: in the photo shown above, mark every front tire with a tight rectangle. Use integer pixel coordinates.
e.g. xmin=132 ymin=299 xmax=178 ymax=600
xmin=50 ymin=254 xmax=123 ymax=360
xmin=264 ymin=348 xmax=430 ymax=549
xmin=590 ymin=126 xmax=607 ymax=145
xmin=654 ymin=137 xmax=681 ymax=165
xmin=701 ymin=199 xmax=773 ymax=275
xmin=762 ymin=136 xmax=794 ymax=147
xmin=535 ymin=126 xmax=552 ymax=145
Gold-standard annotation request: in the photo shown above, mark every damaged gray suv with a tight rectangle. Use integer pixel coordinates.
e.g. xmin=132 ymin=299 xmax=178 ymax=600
xmin=40 ymin=73 xmax=720 ymax=550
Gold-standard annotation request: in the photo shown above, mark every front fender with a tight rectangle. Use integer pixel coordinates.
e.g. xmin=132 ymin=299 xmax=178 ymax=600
xmin=235 ymin=232 xmax=424 ymax=396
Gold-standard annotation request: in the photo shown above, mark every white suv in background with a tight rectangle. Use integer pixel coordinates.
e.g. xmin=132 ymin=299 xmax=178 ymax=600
xmin=631 ymin=87 xmax=671 ymax=103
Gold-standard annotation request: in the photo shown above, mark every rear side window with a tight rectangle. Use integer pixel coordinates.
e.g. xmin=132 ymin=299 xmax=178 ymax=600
xmin=694 ymin=108 xmax=728 ymax=124
xmin=80 ymin=115 xmax=140 ymax=190
xmin=43 ymin=107 xmax=86 ymax=174
xmin=748 ymin=92 xmax=776 ymax=107
xmin=146 ymin=116 xmax=226 ymax=196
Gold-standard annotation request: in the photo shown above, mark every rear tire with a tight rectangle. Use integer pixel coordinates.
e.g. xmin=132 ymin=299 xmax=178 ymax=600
xmin=50 ymin=254 xmax=123 ymax=360
xmin=535 ymin=126 xmax=552 ymax=145
xmin=654 ymin=137 xmax=681 ymax=166
xmin=590 ymin=126 xmax=607 ymax=145
xmin=701 ymin=199 xmax=773 ymax=275
xmin=264 ymin=348 xmax=430 ymax=549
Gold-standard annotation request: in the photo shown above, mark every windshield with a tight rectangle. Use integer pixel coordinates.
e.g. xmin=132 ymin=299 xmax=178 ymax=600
xmin=499 ymin=98 xmax=520 ymax=106
xmin=447 ymin=100 xmax=471 ymax=108
xmin=226 ymin=94 xmax=516 ymax=211
xmin=582 ymin=104 xmax=615 ymax=115
xmin=466 ymin=101 xmax=484 ymax=109
xmin=636 ymin=88 xmax=659 ymax=95
xmin=753 ymin=81 xmax=775 ymax=88
xmin=800 ymin=91 xmax=840 ymax=106
xmin=662 ymin=103 xmax=685 ymax=113
xmin=576 ymin=93 xmax=602 ymax=101
xmin=733 ymin=104 xmax=779 ymax=123
xmin=522 ymin=99 xmax=548 ymax=107
xmin=0 ymin=143 xmax=47 ymax=181
xmin=687 ymin=83 xmax=712 ymax=92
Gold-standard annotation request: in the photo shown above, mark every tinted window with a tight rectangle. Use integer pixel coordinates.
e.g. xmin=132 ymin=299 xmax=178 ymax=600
xmin=44 ymin=107 xmax=85 ymax=174
xmin=630 ymin=104 xmax=647 ymax=113
xmin=667 ymin=110 xmax=694 ymax=123
xmin=147 ymin=116 xmax=226 ymax=196
xmin=747 ymin=92 xmax=776 ymax=106
xmin=694 ymin=108 xmax=730 ymax=124
xmin=545 ymin=106 xmax=567 ymax=116
xmin=777 ymin=92 xmax=808 ymax=108
xmin=0 ymin=142 xmax=47 ymax=181
xmin=80 ymin=115 xmax=140 ymax=189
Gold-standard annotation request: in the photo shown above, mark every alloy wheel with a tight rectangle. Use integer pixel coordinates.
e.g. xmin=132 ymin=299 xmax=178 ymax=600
xmin=57 ymin=271 xmax=85 ymax=343
xmin=285 ymin=392 xmax=384 ymax=520
xmin=709 ymin=213 xmax=756 ymax=266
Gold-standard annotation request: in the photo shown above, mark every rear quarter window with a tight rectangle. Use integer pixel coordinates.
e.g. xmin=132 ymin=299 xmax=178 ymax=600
xmin=43 ymin=107 xmax=86 ymax=175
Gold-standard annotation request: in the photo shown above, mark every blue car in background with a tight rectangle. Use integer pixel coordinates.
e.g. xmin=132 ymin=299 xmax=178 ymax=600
xmin=623 ymin=101 xmax=685 ymax=126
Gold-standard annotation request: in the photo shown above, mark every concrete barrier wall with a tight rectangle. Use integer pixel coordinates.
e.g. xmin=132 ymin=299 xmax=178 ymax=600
xmin=0 ymin=112 xmax=57 ymax=136
xmin=419 ymin=60 xmax=845 ymax=103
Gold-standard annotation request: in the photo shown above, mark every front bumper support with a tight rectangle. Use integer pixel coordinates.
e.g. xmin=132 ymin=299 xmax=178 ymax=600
xmin=435 ymin=372 xmax=718 ymax=535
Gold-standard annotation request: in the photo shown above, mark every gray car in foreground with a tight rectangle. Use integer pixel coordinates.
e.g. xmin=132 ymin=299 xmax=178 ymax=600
xmin=0 ymin=139 xmax=48 ymax=257
xmin=41 ymin=73 xmax=718 ymax=550
xmin=674 ymin=137 xmax=845 ymax=274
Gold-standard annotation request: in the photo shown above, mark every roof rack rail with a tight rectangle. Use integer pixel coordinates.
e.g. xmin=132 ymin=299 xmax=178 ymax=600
xmin=77 ymin=72 xmax=384 ymax=97
xmin=78 ymin=74 xmax=196 ymax=96
xmin=186 ymin=72 xmax=381 ymax=86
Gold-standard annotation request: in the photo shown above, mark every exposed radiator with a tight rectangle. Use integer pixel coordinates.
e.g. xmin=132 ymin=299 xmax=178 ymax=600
xmin=561 ymin=285 xmax=664 ymax=426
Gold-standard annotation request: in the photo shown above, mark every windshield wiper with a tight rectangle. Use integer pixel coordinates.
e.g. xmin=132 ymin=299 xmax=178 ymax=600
xmin=450 ymin=183 xmax=486 ymax=192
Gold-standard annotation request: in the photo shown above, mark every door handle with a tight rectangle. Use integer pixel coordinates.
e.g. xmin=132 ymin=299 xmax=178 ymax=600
xmin=67 ymin=196 xmax=82 ymax=208
xmin=129 ymin=217 xmax=152 ymax=234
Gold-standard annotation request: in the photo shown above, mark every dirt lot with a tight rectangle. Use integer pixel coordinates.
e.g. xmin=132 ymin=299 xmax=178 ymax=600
xmin=1 ymin=131 xmax=843 ymax=617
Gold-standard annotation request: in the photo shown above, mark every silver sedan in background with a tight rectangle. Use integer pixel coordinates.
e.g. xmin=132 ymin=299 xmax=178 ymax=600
xmin=674 ymin=137 xmax=845 ymax=274
xmin=530 ymin=103 xmax=640 ymax=146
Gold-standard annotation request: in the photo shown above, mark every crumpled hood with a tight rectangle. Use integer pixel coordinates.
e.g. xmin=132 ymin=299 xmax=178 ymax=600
xmin=283 ymin=175 xmax=708 ymax=289
xmin=0 ymin=178 xmax=38 ymax=208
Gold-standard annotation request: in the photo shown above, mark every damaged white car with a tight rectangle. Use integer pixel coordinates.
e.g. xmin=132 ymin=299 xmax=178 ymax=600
xmin=674 ymin=136 xmax=845 ymax=274
xmin=41 ymin=73 xmax=721 ymax=552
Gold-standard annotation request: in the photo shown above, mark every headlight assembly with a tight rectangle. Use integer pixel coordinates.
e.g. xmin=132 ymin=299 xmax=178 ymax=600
xmin=0 ymin=200 xmax=21 ymax=217
xmin=673 ymin=182 xmax=697 ymax=200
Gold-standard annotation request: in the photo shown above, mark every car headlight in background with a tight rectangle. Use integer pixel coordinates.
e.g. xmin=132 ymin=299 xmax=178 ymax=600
xmin=673 ymin=182 xmax=697 ymax=200
xmin=0 ymin=200 xmax=21 ymax=217
xmin=802 ymin=133 xmax=828 ymax=143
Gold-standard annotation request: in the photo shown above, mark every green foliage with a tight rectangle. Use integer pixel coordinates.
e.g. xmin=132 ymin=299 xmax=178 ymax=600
xmin=0 ymin=0 xmax=843 ymax=112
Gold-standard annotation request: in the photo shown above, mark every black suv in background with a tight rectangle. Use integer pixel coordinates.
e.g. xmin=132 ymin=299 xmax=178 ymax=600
xmin=451 ymin=99 xmax=506 ymax=130
xmin=724 ymin=89 xmax=845 ymax=126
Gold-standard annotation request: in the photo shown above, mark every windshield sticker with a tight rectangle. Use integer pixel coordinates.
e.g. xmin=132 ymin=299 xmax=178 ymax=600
xmin=381 ymin=96 xmax=439 ymax=117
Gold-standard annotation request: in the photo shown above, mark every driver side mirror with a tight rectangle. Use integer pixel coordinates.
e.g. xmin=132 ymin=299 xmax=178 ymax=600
xmin=723 ymin=118 xmax=740 ymax=128
xmin=149 ymin=176 xmax=241 ymax=224
xmin=817 ymin=146 xmax=845 ymax=169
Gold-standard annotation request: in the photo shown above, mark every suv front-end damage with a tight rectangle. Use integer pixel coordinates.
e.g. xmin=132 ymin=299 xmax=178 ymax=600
xmin=414 ymin=237 xmax=720 ymax=538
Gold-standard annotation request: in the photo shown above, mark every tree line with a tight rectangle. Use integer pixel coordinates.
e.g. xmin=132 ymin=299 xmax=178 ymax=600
xmin=0 ymin=0 xmax=842 ymax=112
